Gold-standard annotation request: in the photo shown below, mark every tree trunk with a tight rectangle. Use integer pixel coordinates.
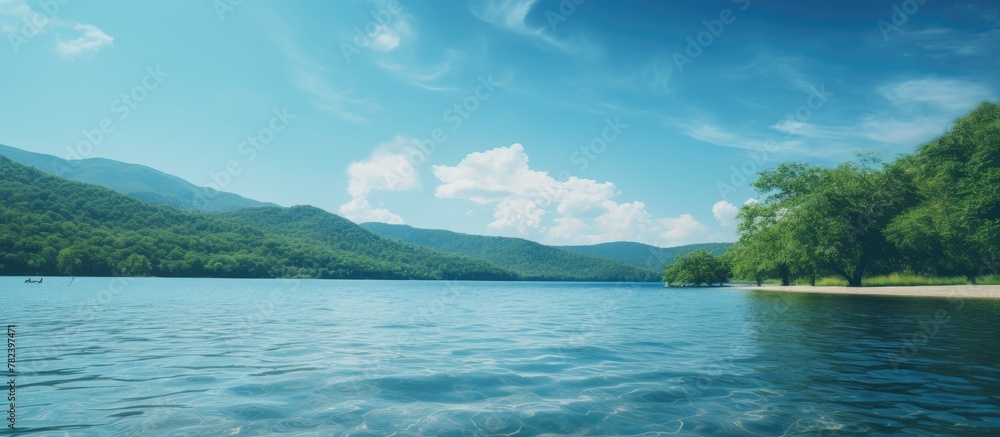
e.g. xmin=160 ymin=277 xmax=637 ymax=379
xmin=779 ymin=264 xmax=790 ymax=286
xmin=848 ymin=253 xmax=868 ymax=287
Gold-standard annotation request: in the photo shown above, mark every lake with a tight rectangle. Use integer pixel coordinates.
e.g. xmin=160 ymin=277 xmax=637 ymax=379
xmin=4 ymin=277 xmax=1000 ymax=435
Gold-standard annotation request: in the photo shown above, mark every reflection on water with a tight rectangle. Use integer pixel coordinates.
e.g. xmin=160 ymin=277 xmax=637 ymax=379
xmin=3 ymin=278 xmax=1000 ymax=435
xmin=745 ymin=292 xmax=1000 ymax=434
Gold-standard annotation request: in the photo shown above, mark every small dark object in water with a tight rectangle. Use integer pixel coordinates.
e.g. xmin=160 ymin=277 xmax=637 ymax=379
xmin=24 ymin=278 xmax=43 ymax=284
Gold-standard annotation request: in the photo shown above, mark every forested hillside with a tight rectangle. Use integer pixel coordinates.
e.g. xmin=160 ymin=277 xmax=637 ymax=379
xmin=219 ymin=206 xmax=520 ymax=280
xmin=361 ymin=223 xmax=661 ymax=281
xmin=0 ymin=156 xmax=516 ymax=280
xmin=0 ymin=144 xmax=274 ymax=212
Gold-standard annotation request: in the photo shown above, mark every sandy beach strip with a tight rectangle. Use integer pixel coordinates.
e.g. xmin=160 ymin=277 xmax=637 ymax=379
xmin=742 ymin=284 xmax=1000 ymax=299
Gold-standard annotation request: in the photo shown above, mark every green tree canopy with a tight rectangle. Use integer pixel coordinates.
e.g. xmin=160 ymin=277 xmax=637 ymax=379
xmin=663 ymin=249 xmax=729 ymax=287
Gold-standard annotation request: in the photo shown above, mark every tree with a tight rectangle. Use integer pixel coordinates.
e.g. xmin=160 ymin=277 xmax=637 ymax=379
xmin=729 ymin=199 xmax=812 ymax=286
xmin=735 ymin=157 xmax=915 ymax=287
xmin=56 ymin=247 xmax=81 ymax=276
xmin=118 ymin=253 xmax=152 ymax=277
xmin=663 ymin=249 xmax=729 ymax=287
xmin=887 ymin=102 xmax=1000 ymax=281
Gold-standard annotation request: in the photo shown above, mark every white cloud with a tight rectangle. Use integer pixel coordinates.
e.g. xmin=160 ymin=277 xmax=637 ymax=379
xmin=338 ymin=197 xmax=404 ymax=224
xmin=338 ymin=137 xmax=420 ymax=224
xmin=55 ymin=23 xmax=113 ymax=61
xmin=433 ymin=143 xmax=553 ymax=204
xmin=489 ymin=198 xmax=545 ymax=232
xmin=433 ymin=143 xmax=721 ymax=246
xmin=658 ymin=214 xmax=712 ymax=247
xmin=712 ymin=200 xmax=740 ymax=228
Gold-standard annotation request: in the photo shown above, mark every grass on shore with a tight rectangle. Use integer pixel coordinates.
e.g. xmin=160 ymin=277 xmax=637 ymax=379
xmin=980 ymin=275 xmax=1000 ymax=285
xmin=810 ymin=273 xmax=1000 ymax=287
xmin=863 ymin=273 xmax=966 ymax=287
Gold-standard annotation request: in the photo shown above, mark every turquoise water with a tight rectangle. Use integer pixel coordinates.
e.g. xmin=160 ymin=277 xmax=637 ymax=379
xmin=3 ymin=277 xmax=1000 ymax=436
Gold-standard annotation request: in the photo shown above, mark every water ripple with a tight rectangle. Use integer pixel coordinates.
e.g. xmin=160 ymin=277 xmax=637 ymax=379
xmin=4 ymin=278 xmax=1000 ymax=435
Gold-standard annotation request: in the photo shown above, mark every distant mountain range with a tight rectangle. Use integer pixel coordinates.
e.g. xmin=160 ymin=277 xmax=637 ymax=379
xmin=558 ymin=241 xmax=731 ymax=269
xmin=361 ymin=223 xmax=662 ymax=281
xmin=0 ymin=144 xmax=274 ymax=212
xmin=0 ymin=144 xmax=733 ymax=281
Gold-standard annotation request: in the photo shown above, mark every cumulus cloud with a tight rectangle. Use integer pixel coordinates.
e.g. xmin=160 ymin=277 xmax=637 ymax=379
xmin=338 ymin=197 xmax=404 ymax=224
xmin=432 ymin=143 xmax=720 ymax=246
xmin=712 ymin=200 xmax=740 ymax=228
xmin=338 ymin=137 xmax=420 ymax=224
xmin=659 ymin=214 xmax=712 ymax=247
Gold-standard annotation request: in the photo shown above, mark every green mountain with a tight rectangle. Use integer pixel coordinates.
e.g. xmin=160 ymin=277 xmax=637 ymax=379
xmin=557 ymin=241 xmax=733 ymax=270
xmin=0 ymin=143 xmax=274 ymax=212
xmin=360 ymin=223 xmax=661 ymax=281
xmin=0 ymin=155 xmax=516 ymax=280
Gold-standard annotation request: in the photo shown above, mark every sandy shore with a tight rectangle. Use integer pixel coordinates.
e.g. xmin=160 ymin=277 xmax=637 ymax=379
xmin=743 ymin=284 xmax=1000 ymax=299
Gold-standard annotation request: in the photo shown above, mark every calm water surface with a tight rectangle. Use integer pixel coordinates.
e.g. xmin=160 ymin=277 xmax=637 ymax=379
xmin=3 ymin=277 xmax=1000 ymax=436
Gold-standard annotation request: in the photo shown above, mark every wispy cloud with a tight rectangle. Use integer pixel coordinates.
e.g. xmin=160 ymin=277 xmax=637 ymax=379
xmin=679 ymin=120 xmax=809 ymax=155
xmin=55 ymin=23 xmax=113 ymax=61
xmin=735 ymin=54 xmax=820 ymax=93
xmin=376 ymin=55 xmax=460 ymax=92
xmin=879 ymin=78 xmax=994 ymax=111
xmin=0 ymin=0 xmax=113 ymax=60
xmin=293 ymin=68 xmax=379 ymax=123
xmin=469 ymin=0 xmax=597 ymax=55
xmin=872 ymin=25 xmax=1000 ymax=58
xmin=680 ymin=76 xmax=995 ymax=158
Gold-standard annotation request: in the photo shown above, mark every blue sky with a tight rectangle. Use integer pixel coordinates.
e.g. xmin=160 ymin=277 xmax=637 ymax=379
xmin=1 ymin=0 xmax=998 ymax=247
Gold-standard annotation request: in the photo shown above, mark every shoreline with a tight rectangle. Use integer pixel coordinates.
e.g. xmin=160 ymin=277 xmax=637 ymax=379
xmin=742 ymin=284 xmax=1000 ymax=299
